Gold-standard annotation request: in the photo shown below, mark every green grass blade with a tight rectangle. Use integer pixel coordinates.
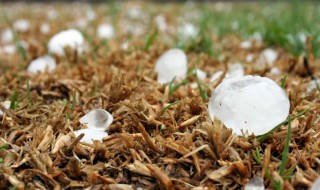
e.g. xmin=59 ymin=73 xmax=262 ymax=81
xmin=144 ymin=29 xmax=158 ymax=51
xmin=196 ymin=74 xmax=208 ymax=101
xmin=168 ymin=77 xmax=189 ymax=95
xmin=161 ymin=101 xmax=180 ymax=116
xmin=281 ymin=75 xmax=288 ymax=89
xmin=279 ymin=121 xmax=291 ymax=177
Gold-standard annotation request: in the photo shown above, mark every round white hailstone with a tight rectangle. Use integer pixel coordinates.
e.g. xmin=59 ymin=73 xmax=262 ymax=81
xmin=246 ymin=54 xmax=254 ymax=63
xmin=244 ymin=177 xmax=265 ymax=190
xmin=48 ymin=29 xmax=86 ymax=56
xmin=121 ymin=41 xmax=129 ymax=50
xmin=258 ymin=48 xmax=278 ymax=67
xmin=79 ymin=109 xmax=113 ymax=131
xmin=227 ymin=63 xmax=244 ymax=78
xmin=269 ymin=67 xmax=281 ymax=75
xmin=208 ymin=75 xmax=290 ymax=136
xmin=307 ymin=79 xmax=320 ymax=92
xmin=1 ymin=28 xmax=14 ymax=44
xmin=251 ymin=32 xmax=262 ymax=41
xmin=0 ymin=101 xmax=11 ymax=116
xmin=178 ymin=23 xmax=198 ymax=39
xmin=194 ymin=69 xmax=207 ymax=80
xmin=40 ymin=23 xmax=51 ymax=34
xmin=210 ymin=71 xmax=224 ymax=83
xmin=13 ymin=19 xmax=30 ymax=33
xmin=97 ymin=23 xmax=115 ymax=39
xmin=311 ymin=178 xmax=320 ymax=190
xmin=2 ymin=44 xmax=16 ymax=55
xmin=155 ymin=48 xmax=188 ymax=84
xmin=155 ymin=14 xmax=168 ymax=32
xmin=240 ymin=40 xmax=252 ymax=49
xmin=73 ymin=128 xmax=108 ymax=144
xmin=27 ymin=55 xmax=56 ymax=75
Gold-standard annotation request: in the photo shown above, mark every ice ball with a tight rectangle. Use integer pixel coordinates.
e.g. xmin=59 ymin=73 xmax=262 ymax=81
xmin=27 ymin=55 xmax=56 ymax=75
xmin=79 ymin=109 xmax=113 ymax=131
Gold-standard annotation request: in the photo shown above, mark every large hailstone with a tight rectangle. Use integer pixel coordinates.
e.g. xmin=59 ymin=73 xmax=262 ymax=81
xmin=73 ymin=129 xmax=108 ymax=144
xmin=97 ymin=23 xmax=115 ymax=39
xmin=27 ymin=55 xmax=56 ymax=74
xmin=79 ymin=109 xmax=113 ymax=131
xmin=48 ymin=29 xmax=85 ymax=56
xmin=155 ymin=48 xmax=187 ymax=84
xmin=208 ymin=75 xmax=290 ymax=136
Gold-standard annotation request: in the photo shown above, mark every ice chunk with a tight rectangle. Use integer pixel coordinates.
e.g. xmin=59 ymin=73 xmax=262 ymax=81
xmin=258 ymin=48 xmax=278 ymax=67
xmin=97 ymin=23 xmax=115 ymax=39
xmin=210 ymin=71 xmax=224 ymax=83
xmin=155 ymin=48 xmax=187 ymax=84
xmin=1 ymin=28 xmax=13 ymax=44
xmin=13 ymin=19 xmax=30 ymax=33
xmin=311 ymin=178 xmax=320 ymax=190
xmin=270 ymin=67 xmax=281 ymax=75
xmin=240 ymin=40 xmax=252 ymax=49
xmin=244 ymin=177 xmax=265 ymax=190
xmin=40 ymin=23 xmax=51 ymax=35
xmin=227 ymin=63 xmax=244 ymax=78
xmin=194 ymin=69 xmax=207 ymax=80
xmin=208 ymin=75 xmax=290 ymax=136
xmin=307 ymin=79 xmax=320 ymax=92
xmin=73 ymin=129 xmax=108 ymax=144
xmin=246 ymin=54 xmax=254 ymax=62
xmin=48 ymin=29 xmax=86 ymax=56
xmin=177 ymin=23 xmax=198 ymax=39
xmin=79 ymin=109 xmax=113 ymax=131
xmin=0 ymin=101 xmax=11 ymax=116
xmin=1 ymin=44 xmax=16 ymax=55
xmin=27 ymin=55 xmax=56 ymax=75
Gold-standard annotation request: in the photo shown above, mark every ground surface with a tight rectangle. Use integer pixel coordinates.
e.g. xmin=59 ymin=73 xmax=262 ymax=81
xmin=0 ymin=2 xmax=319 ymax=190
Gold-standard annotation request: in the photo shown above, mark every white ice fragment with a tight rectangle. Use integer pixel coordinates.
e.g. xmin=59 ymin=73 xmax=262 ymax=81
xmin=0 ymin=101 xmax=11 ymax=116
xmin=258 ymin=48 xmax=278 ymax=67
xmin=79 ymin=109 xmax=113 ymax=131
xmin=246 ymin=54 xmax=254 ymax=63
xmin=27 ymin=55 xmax=56 ymax=75
xmin=270 ymin=67 xmax=281 ymax=75
xmin=73 ymin=129 xmax=108 ymax=144
xmin=194 ymin=69 xmax=207 ymax=80
xmin=155 ymin=14 xmax=168 ymax=32
xmin=311 ymin=178 xmax=320 ymax=190
xmin=227 ymin=63 xmax=244 ymax=78
xmin=177 ymin=23 xmax=198 ymax=39
xmin=210 ymin=71 xmax=224 ymax=83
xmin=244 ymin=177 xmax=265 ymax=190
xmin=155 ymin=48 xmax=188 ymax=84
xmin=1 ymin=28 xmax=14 ymax=44
xmin=74 ymin=18 xmax=88 ymax=29
xmin=97 ymin=23 xmax=115 ymax=39
xmin=40 ymin=23 xmax=51 ymax=34
xmin=240 ymin=40 xmax=252 ymax=49
xmin=121 ymin=41 xmax=129 ymax=50
xmin=2 ymin=44 xmax=16 ymax=55
xmin=251 ymin=32 xmax=262 ymax=42
xmin=48 ymin=29 xmax=86 ymax=56
xmin=13 ymin=19 xmax=30 ymax=33
xmin=307 ymin=79 xmax=320 ymax=92
xmin=208 ymin=75 xmax=290 ymax=136
xmin=86 ymin=7 xmax=96 ymax=21
xmin=47 ymin=10 xmax=58 ymax=20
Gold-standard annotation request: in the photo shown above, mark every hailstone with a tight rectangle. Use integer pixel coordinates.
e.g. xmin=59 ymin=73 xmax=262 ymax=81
xmin=97 ymin=23 xmax=115 ymax=39
xmin=27 ymin=55 xmax=56 ymax=74
xmin=258 ymin=48 xmax=278 ymax=67
xmin=79 ymin=109 xmax=113 ymax=131
xmin=244 ymin=177 xmax=265 ymax=190
xmin=40 ymin=23 xmax=51 ymax=34
xmin=0 ymin=101 xmax=11 ymax=116
xmin=48 ymin=29 xmax=85 ymax=56
xmin=155 ymin=48 xmax=187 ymax=84
xmin=208 ymin=75 xmax=290 ymax=136
xmin=73 ymin=128 xmax=108 ymax=144
xmin=1 ymin=28 xmax=13 ymax=44
xmin=13 ymin=19 xmax=30 ymax=33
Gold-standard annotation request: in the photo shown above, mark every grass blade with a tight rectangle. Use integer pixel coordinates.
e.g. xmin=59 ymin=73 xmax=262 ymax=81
xmin=169 ymin=77 xmax=189 ymax=95
xmin=161 ymin=101 xmax=180 ymax=116
xmin=279 ymin=121 xmax=291 ymax=177
xmin=196 ymin=73 xmax=208 ymax=101
xmin=281 ymin=75 xmax=288 ymax=89
xmin=144 ymin=29 xmax=158 ymax=51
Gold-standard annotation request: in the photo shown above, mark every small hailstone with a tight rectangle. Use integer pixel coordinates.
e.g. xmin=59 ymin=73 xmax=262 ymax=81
xmin=227 ymin=63 xmax=244 ymax=78
xmin=194 ymin=69 xmax=207 ymax=80
xmin=240 ymin=40 xmax=252 ymax=49
xmin=307 ymin=79 xmax=320 ymax=92
xmin=85 ymin=7 xmax=96 ymax=21
xmin=231 ymin=21 xmax=239 ymax=30
xmin=97 ymin=23 xmax=115 ymax=39
xmin=1 ymin=28 xmax=14 ymax=44
xmin=74 ymin=18 xmax=88 ymax=29
xmin=177 ymin=23 xmax=198 ymax=39
xmin=270 ymin=67 xmax=281 ymax=75
xmin=73 ymin=129 xmax=108 ymax=144
xmin=210 ymin=71 xmax=224 ymax=83
xmin=27 ymin=55 xmax=56 ymax=75
xmin=0 ymin=101 xmax=11 ymax=116
xmin=40 ymin=23 xmax=51 ymax=34
xmin=246 ymin=54 xmax=254 ymax=63
xmin=258 ymin=48 xmax=278 ymax=67
xmin=311 ymin=178 xmax=320 ymax=190
xmin=13 ymin=19 xmax=30 ymax=33
xmin=48 ymin=29 xmax=85 ymax=56
xmin=244 ymin=177 xmax=265 ymax=190
xmin=79 ymin=109 xmax=113 ymax=131
xmin=121 ymin=41 xmax=129 ymax=50
xmin=155 ymin=48 xmax=188 ymax=84
xmin=47 ymin=10 xmax=58 ymax=20
xmin=208 ymin=75 xmax=290 ymax=136
xmin=2 ymin=44 xmax=16 ymax=55
xmin=155 ymin=14 xmax=168 ymax=32
xmin=251 ymin=32 xmax=262 ymax=41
